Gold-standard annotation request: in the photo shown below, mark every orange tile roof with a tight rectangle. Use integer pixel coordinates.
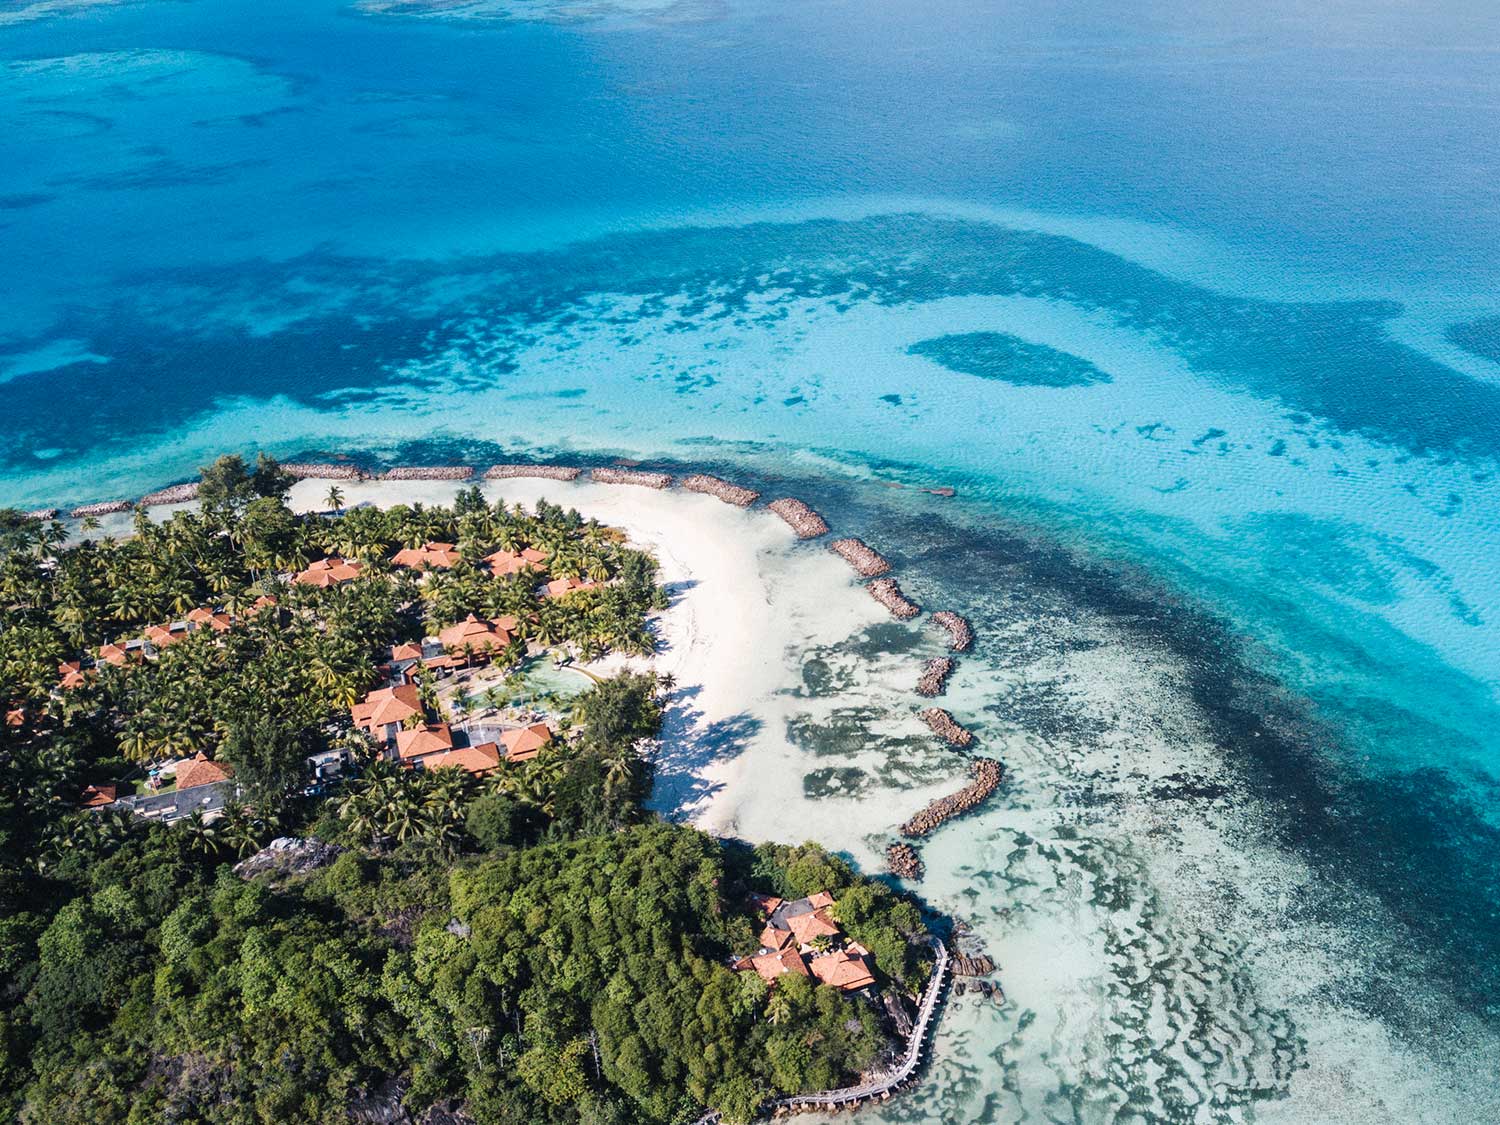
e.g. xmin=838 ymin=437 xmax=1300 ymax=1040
xmin=787 ymin=907 xmax=841 ymax=947
xmin=485 ymin=547 xmax=549 ymax=577
xmin=351 ymin=683 xmax=424 ymax=732
xmin=80 ymin=783 xmax=117 ymax=808
xmin=808 ymin=890 xmax=835 ymax=909
xmin=438 ymin=614 xmax=513 ymax=653
xmin=392 ymin=541 xmax=461 ymax=570
xmin=187 ymin=607 xmax=234 ymax=632
xmin=745 ymin=947 xmax=811 ymax=985
xmin=390 ymin=642 xmax=424 ymax=661
xmin=500 ymin=723 xmax=553 ymax=763
xmin=751 ymin=893 xmax=783 ymax=917
xmin=492 ymin=614 xmax=520 ymax=633
xmin=295 ymin=558 xmax=364 ymax=587
xmin=5 ymin=707 xmax=24 ymax=728
xmin=807 ymin=947 xmax=876 ymax=992
xmin=760 ymin=924 xmax=793 ymax=951
xmin=544 ymin=576 xmax=597 ymax=598
xmin=145 ymin=623 xmax=187 ymax=648
xmin=395 ymin=722 xmax=454 ymax=761
xmin=176 ymin=752 xmax=233 ymax=791
xmin=98 ymin=642 xmax=134 ymax=666
xmin=58 ymin=661 xmax=87 ymax=690
xmin=420 ymin=742 xmax=502 ymax=775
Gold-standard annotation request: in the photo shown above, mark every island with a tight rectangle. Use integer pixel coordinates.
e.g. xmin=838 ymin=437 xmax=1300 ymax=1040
xmin=0 ymin=455 xmax=950 ymax=1124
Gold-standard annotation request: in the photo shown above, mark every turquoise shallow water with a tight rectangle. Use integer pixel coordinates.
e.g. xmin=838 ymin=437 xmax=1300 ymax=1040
xmin=3 ymin=0 xmax=1500 ymax=1118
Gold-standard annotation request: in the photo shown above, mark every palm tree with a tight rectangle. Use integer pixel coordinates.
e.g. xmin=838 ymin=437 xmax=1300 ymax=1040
xmin=766 ymin=988 xmax=793 ymax=1026
xmin=325 ymin=485 xmax=345 ymax=516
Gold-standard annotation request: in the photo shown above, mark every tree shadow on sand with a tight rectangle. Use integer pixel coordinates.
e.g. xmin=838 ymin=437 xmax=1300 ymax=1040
xmin=649 ymin=683 xmax=762 ymax=821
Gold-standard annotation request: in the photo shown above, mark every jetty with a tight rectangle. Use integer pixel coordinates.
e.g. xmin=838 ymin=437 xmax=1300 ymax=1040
xmin=69 ymin=500 xmax=132 ymax=518
xmin=282 ymin=463 xmax=364 ymax=480
xmin=694 ymin=937 xmax=949 ymax=1124
xmin=24 ymin=508 xmax=59 ymax=522
xmin=590 ymin=467 xmax=673 ymax=489
xmin=767 ymin=498 xmax=829 ymax=538
xmin=900 ymin=759 xmax=1003 ymax=838
xmin=830 ymin=537 xmax=892 ymax=577
xmin=930 ymin=611 xmax=974 ymax=652
xmin=681 ymin=474 xmax=760 ymax=507
xmin=868 ymin=577 xmax=920 ymax=619
xmin=139 ymin=482 xmax=199 ymax=506
xmin=920 ymin=707 xmax=972 ymax=748
xmin=915 ymin=657 xmax=955 ymax=698
xmin=378 ymin=466 xmax=473 ymax=481
xmin=485 ymin=464 xmax=581 ymax=481
xmin=886 ymin=843 xmax=922 ymax=880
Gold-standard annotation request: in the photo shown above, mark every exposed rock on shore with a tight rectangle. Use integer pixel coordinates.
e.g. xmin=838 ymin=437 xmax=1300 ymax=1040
xmin=930 ymin=611 xmax=974 ymax=652
xmin=767 ymin=497 xmax=829 ymax=538
xmin=900 ymin=758 xmax=1003 ymax=837
xmin=284 ymin=462 xmax=365 ymax=480
xmin=484 ymin=463 xmax=581 ymax=481
xmin=234 ymin=836 xmax=344 ymax=880
xmin=886 ymin=842 xmax=923 ymax=880
xmin=590 ymin=467 xmax=673 ymax=489
xmin=379 ymin=466 xmax=474 ymax=481
xmin=868 ymin=577 xmax=920 ymax=619
xmin=681 ymin=474 xmax=760 ymax=507
xmin=916 ymin=657 xmax=955 ymax=697
xmin=829 ymin=537 xmax=892 ymax=577
xmin=24 ymin=508 xmax=58 ymax=521
xmin=140 ymin=482 xmax=200 ymax=506
xmin=70 ymin=500 xmax=132 ymax=518
xmin=920 ymin=707 xmax=973 ymax=747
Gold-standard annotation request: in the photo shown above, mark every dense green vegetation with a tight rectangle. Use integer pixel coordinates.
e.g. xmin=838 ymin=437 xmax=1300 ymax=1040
xmin=0 ymin=456 xmax=932 ymax=1123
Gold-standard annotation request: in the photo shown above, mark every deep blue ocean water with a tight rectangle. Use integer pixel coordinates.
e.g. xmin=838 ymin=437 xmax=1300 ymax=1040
xmin=3 ymin=0 xmax=1500 ymax=1118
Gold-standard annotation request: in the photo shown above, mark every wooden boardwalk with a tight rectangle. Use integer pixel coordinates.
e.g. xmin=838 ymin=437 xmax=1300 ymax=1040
xmin=695 ymin=936 xmax=949 ymax=1123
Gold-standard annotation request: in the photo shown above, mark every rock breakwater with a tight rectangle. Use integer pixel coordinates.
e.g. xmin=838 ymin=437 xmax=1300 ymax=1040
xmin=69 ymin=500 xmax=132 ymax=518
xmin=283 ymin=462 xmax=365 ymax=480
xmin=590 ymin=467 xmax=673 ymax=489
xmin=767 ymin=498 xmax=829 ymax=538
xmin=920 ymin=707 xmax=973 ymax=747
xmin=868 ymin=577 xmax=920 ymax=619
xmin=916 ymin=657 xmax=955 ymax=697
xmin=886 ymin=843 xmax=923 ymax=880
xmin=900 ymin=759 xmax=1003 ymax=838
xmin=681 ymin=474 xmax=760 ymax=507
xmin=379 ymin=466 xmax=474 ymax=481
xmin=930 ymin=611 xmax=974 ymax=652
xmin=139 ymin=482 xmax=200 ymax=506
xmin=484 ymin=464 xmax=582 ymax=481
xmin=829 ymin=537 xmax=892 ymax=577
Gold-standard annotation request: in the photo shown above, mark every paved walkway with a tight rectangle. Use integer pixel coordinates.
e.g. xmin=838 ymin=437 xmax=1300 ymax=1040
xmin=696 ymin=936 xmax=949 ymax=1123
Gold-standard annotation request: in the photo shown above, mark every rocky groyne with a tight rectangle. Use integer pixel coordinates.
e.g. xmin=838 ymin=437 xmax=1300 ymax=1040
xmin=24 ymin=508 xmax=59 ymax=521
xmin=920 ymin=707 xmax=973 ymax=747
xmin=378 ymin=466 xmax=474 ymax=481
xmin=283 ymin=462 xmax=365 ymax=480
xmin=829 ymin=537 xmax=892 ymax=577
xmin=900 ymin=759 xmax=1003 ymax=838
xmin=868 ymin=577 xmax=920 ymax=619
xmin=69 ymin=500 xmax=132 ymax=518
xmin=886 ymin=842 xmax=923 ymax=880
xmin=139 ymin=482 xmax=200 ymax=506
xmin=590 ymin=467 xmax=673 ymax=489
xmin=930 ymin=611 xmax=974 ymax=652
xmin=916 ymin=657 xmax=955 ymax=698
xmin=681 ymin=474 xmax=760 ymax=507
xmin=484 ymin=463 xmax=582 ymax=481
xmin=767 ymin=498 xmax=830 ymax=538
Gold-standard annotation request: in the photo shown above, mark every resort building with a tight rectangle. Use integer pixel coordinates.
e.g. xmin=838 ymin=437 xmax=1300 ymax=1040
xmin=187 ymin=607 xmax=234 ymax=632
xmin=174 ymin=752 xmax=235 ymax=791
xmin=485 ymin=547 xmax=549 ymax=577
xmin=98 ymin=640 xmax=146 ymax=666
xmin=544 ymin=576 xmax=597 ymax=598
xmin=437 ymin=614 xmax=515 ymax=658
xmin=733 ymin=891 xmax=876 ymax=992
xmin=416 ymin=742 xmax=503 ymax=776
xmin=500 ymin=722 xmax=553 ymax=763
xmin=57 ymin=661 xmax=87 ymax=690
xmin=395 ymin=722 xmax=454 ymax=762
xmin=80 ymin=784 xmax=117 ymax=809
xmin=351 ymin=683 xmax=425 ymax=744
xmin=294 ymin=557 xmax=364 ymax=587
xmin=391 ymin=541 xmax=462 ymax=570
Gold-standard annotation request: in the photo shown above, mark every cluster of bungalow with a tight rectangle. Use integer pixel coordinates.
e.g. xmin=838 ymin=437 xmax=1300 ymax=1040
xmin=733 ymin=891 xmax=877 ymax=993
xmin=44 ymin=536 xmax=585 ymax=812
xmin=349 ymin=680 xmax=554 ymax=777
